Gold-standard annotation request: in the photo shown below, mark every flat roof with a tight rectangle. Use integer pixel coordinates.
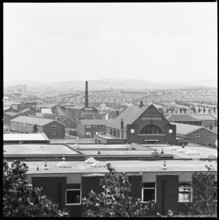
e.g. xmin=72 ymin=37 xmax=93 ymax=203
xmin=21 ymin=160 xmax=217 ymax=175
xmin=4 ymin=133 xmax=49 ymax=141
xmin=149 ymin=145 xmax=217 ymax=159
xmin=4 ymin=144 xmax=79 ymax=155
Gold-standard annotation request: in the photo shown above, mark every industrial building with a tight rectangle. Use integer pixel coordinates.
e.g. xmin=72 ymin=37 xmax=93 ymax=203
xmin=10 ymin=116 xmax=65 ymax=139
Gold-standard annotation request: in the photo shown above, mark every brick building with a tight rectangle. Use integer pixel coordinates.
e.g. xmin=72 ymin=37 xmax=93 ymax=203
xmin=172 ymin=122 xmax=217 ymax=147
xmin=77 ymin=119 xmax=109 ymax=138
xmin=107 ymin=103 xmax=176 ymax=144
xmin=21 ymin=159 xmax=217 ymax=217
xmin=10 ymin=116 xmax=65 ymax=139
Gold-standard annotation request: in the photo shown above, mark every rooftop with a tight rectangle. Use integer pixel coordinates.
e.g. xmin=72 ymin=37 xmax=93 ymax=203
xmin=171 ymin=122 xmax=217 ymax=135
xmin=4 ymin=144 xmax=79 ymax=156
xmin=10 ymin=116 xmax=65 ymax=126
xmin=79 ymin=119 xmax=109 ymax=126
xmin=191 ymin=114 xmax=217 ymax=121
xmin=167 ymin=115 xmax=200 ymax=122
xmin=21 ymin=159 xmax=217 ymax=175
xmin=4 ymin=133 xmax=49 ymax=141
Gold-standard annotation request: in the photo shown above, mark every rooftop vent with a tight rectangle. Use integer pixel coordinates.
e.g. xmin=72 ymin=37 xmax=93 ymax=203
xmin=162 ymin=161 xmax=167 ymax=170
xmin=85 ymin=157 xmax=97 ymax=164
xmin=56 ymin=156 xmax=72 ymax=168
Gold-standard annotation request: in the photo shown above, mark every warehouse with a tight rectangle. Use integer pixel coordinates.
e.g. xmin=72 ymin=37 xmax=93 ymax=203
xmin=107 ymin=103 xmax=176 ymax=144
xmin=10 ymin=116 xmax=65 ymax=139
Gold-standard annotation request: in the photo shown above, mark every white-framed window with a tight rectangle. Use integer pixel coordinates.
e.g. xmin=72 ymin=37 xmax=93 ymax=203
xmin=52 ymin=125 xmax=56 ymax=129
xmin=65 ymin=185 xmax=81 ymax=205
xmin=195 ymin=134 xmax=200 ymax=138
xmin=52 ymin=132 xmax=56 ymax=135
xmin=142 ymin=182 xmax=156 ymax=202
xmin=169 ymin=129 xmax=173 ymax=134
xmin=178 ymin=182 xmax=192 ymax=203
xmin=130 ymin=129 xmax=135 ymax=134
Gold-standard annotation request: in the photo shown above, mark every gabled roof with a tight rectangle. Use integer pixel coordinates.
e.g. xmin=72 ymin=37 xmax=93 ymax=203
xmin=79 ymin=119 xmax=109 ymax=126
xmin=10 ymin=116 xmax=65 ymax=127
xmin=171 ymin=122 xmax=217 ymax=135
xmin=108 ymin=104 xmax=169 ymax=130
xmin=191 ymin=114 xmax=217 ymax=121
xmin=4 ymin=112 xmax=19 ymax=116
xmin=167 ymin=115 xmax=200 ymax=122
xmin=59 ymin=115 xmax=77 ymax=123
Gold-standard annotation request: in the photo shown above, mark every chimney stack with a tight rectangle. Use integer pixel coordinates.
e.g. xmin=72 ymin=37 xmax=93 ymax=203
xmin=140 ymin=101 xmax=144 ymax=108
xmin=85 ymin=81 xmax=88 ymax=108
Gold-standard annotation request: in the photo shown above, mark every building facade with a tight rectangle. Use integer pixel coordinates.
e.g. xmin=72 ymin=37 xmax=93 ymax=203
xmin=107 ymin=104 xmax=176 ymax=144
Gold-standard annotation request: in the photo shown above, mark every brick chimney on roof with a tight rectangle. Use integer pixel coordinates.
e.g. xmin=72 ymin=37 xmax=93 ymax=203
xmin=85 ymin=81 xmax=88 ymax=108
xmin=140 ymin=101 xmax=144 ymax=108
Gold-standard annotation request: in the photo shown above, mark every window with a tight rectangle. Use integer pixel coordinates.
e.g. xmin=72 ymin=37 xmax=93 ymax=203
xmin=169 ymin=129 xmax=173 ymax=134
xmin=195 ymin=134 xmax=200 ymax=138
xmin=178 ymin=182 xmax=192 ymax=203
xmin=66 ymin=186 xmax=81 ymax=205
xmin=142 ymin=182 xmax=156 ymax=202
xmin=52 ymin=132 xmax=56 ymax=135
xmin=130 ymin=129 xmax=135 ymax=134
xmin=52 ymin=125 xmax=56 ymax=129
xmin=140 ymin=125 xmax=163 ymax=134
xmin=86 ymin=125 xmax=91 ymax=129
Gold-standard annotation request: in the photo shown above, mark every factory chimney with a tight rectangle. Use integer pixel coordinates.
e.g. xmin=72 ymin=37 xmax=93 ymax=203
xmin=85 ymin=81 xmax=89 ymax=107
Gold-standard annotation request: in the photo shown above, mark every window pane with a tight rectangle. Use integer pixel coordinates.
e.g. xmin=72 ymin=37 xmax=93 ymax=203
xmin=143 ymin=189 xmax=155 ymax=201
xmin=66 ymin=190 xmax=81 ymax=204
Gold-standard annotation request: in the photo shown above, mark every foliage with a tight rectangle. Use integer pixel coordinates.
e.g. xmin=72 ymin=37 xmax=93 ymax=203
xmin=189 ymin=166 xmax=217 ymax=217
xmin=33 ymin=124 xmax=38 ymax=133
xmin=82 ymin=163 xmax=154 ymax=217
xmin=3 ymin=160 xmax=69 ymax=217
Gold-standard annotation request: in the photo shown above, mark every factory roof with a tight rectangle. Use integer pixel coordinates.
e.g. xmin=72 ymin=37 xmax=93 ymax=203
xmin=167 ymin=115 xmax=200 ymax=122
xmin=191 ymin=114 xmax=217 ymax=121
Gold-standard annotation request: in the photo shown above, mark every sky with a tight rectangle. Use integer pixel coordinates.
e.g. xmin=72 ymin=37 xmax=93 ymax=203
xmin=4 ymin=3 xmax=217 ymax=85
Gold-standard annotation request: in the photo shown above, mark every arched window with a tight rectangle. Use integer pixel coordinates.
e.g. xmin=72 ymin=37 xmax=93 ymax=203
xmin=140 ymin=124 xmax=163 ymax=134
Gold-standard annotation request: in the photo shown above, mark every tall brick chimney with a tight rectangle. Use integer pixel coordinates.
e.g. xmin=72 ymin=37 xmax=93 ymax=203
xmin=85 ymin=81 xmax=88 ymax=107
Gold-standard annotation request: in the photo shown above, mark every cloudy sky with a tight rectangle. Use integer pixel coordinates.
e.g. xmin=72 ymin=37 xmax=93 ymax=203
xmin=4 ymin=3 xmax=217 ymax=84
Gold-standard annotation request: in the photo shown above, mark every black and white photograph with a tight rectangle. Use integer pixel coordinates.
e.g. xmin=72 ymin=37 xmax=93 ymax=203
xmin=3 ymin=2 xmax=217 ymax=217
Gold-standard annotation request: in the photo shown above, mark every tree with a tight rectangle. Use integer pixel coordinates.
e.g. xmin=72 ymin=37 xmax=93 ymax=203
xmin=189 ymin=165 xmax=217 ymax=217
xmin=82 ymin=163 xmax=154 ymax=217
xmin=3 ymin=160 xmax=69 ymax=217
xmin=33 ymin=124 xmax=38 ymax=133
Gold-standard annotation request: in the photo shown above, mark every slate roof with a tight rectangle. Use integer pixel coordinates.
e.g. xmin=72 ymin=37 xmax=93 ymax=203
xmin=108 ymin=104 xmax=168 ymax=130
xmin=171 ymin=122 xmax=217 ymax=135
xmin=79 ymin=119 xmax=109 ymax=126
xmin=167 ymin=115 xmax=200 ymax=122
xmin=191 ymin=114 xmax=217 ymax=121
xmin=11 ymin=116 xmax=65 ymax=127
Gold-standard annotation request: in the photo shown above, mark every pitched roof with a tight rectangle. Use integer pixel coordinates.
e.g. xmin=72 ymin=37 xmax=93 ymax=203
xmin=10 ymin=116 xmax=65 ymax=127
xmin=4 ymin=112 xmax=19 ymax=116
xmin=79 ymin=119 xmax=109 ymax=126
xmin=36 ymin=103 xmax=60 ymax=108
xmin=167 ymin=115 xmax=200 ymax=122
xmin=171 ymin=122 xmax=217 ymax=135
xmin=191 ymin=114 xmax=217 ymax=121
xmin=108 ymin=104 xmax=168 ymax=130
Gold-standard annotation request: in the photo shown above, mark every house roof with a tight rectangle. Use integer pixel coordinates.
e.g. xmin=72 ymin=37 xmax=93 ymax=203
xmin=79 ymin=119 xmax=109 ymax=126
xmin=191 ymin=114 xmax=217 ymax=121
xmin=108 ymin=104 xmax=169 ymax=130
xmin=171 ymin=122 xmax=217 ymax=135
xmin=10 ymin=116 xmax=65 ymax=127
xmin=167 ymin=115 xmax=200 ymax=122
xmin=4 ymin=112 xmax=19 ymax=116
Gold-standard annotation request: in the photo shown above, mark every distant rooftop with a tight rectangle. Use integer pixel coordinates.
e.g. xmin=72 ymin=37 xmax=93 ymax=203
xmin=79 ymin=119 xmax=109 ymax=126
xmin=191 ymin=114 xmax=217 ymax=121
xmin=167 ymin=115 xmax=200 ymax=122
